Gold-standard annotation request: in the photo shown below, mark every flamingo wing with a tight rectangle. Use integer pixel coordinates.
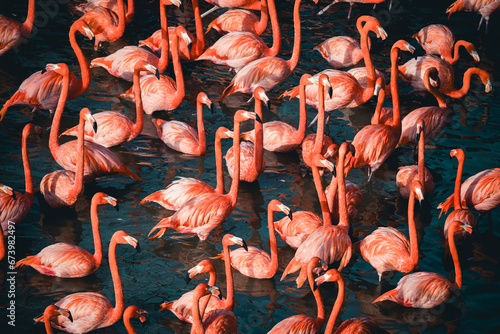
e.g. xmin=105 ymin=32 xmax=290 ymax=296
xmin=155 ymin=120 xmax=200 ymax=154
xmin=268 ymin=314 xmax=318 ymax=334
xmin=230 ymin=246 xmax=272 ymax=278
xmin=203 ymin=309 xmax=238 ymax=333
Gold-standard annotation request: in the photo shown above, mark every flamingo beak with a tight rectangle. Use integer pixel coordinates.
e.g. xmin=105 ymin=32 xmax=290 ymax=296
xmin=471 ymin=51 xmax=480 ymax=62
xmin=416 ymin=131 xmax=420 ymax=144
xmin=327 ymin=86 xmax=333 ymax=99
xmin=374 ymin=84 xmax=382 ymax=96
xmin=114 ymin=203 xmax=120 ymax=211
xmin=135 ymin=241 xmax=141 ymax=253
xmin=185 ymin=271 xmax=192 ymax=284
xmin=255 ymin=114 xmax=263 ymax=124
xmin=462 ymin=223 xmax=473 ymax=234
xmin=67 ymin=311 xmax=73 ymax=323
xmin=140 ymin=311 xmax=149 ymax=326
xmin=179 ymin=2 xmax=184 ymax=13
xmin=486 ymin=79 xmax=492 ymax=93
xmin=155 ymin=68 xmax=160 ymax=80
xmin=242 ymin=240 xmax=248 ymax=252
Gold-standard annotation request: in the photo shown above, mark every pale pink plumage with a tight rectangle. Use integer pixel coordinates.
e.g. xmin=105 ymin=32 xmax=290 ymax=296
xmin=0 ymin=0 xmax=35 ymax=56
xmin=274 ymin=211 xmax=323 ymax=249
xmin=314 ymin=36 xmax=364 ymax=69
xmin=75 ymin=0 xmax=134 ymax=24
xmin=79 ymin=0 xmax=126 ymax=49
xmin=206 ymin=8 xmax=267 ymax=35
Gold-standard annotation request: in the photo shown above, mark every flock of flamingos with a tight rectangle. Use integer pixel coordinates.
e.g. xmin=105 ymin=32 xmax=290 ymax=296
xmin=1 ymin=0 xmax=499 ymax=332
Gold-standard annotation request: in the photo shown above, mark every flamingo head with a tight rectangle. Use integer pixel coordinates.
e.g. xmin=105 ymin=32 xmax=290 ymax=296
xmin=236 ymin=110 xmax=262 ymax=124
xmin=412 ymin=180 xmax=424 ymax=203
xmin=114 ymin=231 xmax=141 ymax=252
xmin=361 ymin=18 xmax=388 ymax=40
xmin=176 ymin=26 xmax=192 ymax=53
xmin=224 ymin=234 xmax=248 ymax=251
xmin=43 ymin=63 xmax=70 ymax=76
xmin=254 ymin=87 xmax=270 ymax=110
xmin=198 ymin=92 xmax=213 ymax=112
xmin=476 ymin=69 xmax=492 ymax=93
xmin=270 ymin=200 xmax=292 ymax=220
xmin=392 ymin=40 xmax=415 ymax=54
xmin=462 ymin=42 xmax=481 ymax=62
xmin=450 ymin=221 xmax=473 ymax=235
xmin=450 ymin=148 xmax=465 ymax=160
xmin=315 ymin=268 xmax=342 ymax=286
xmin=164 ymin=0 xmax=184 ymax=12
xmin=187 ymin=260 xmax=214 ymax=282
xmin=216 ymin=126 xmax=233 ymax=140
xmin=300 ymin=73 xmax=313 ymax=86
xmin=0 ymin=185 xmax=13 ymax=196
xmin=415 ymin=119 xmax=425 ymax=143
xmin=36 ymin=305 xmax=73 ymax=324
xmin=73 ymin=20 xmax=95 ymax=40
xmin=80 ymin=107 xmax=98 ymax=134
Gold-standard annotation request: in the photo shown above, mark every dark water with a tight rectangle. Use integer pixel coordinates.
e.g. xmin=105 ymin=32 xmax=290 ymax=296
xmin=1 ymin=0 xmax=500 ymax=333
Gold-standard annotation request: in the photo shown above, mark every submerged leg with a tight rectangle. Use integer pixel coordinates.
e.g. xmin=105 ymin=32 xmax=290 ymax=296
xmin=317 ymin=0 xmax=337 ymax=16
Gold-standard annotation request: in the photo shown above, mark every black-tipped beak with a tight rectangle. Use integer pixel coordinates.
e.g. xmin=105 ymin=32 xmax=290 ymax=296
xmin=287 ymin=211 xmax=293 ymax=220
xmin=114 ymin=203 xmax=120 ymax=211
xmin=332 ymin=165 xmax=337 ymax=177
xmin=209 ymin=103 xmax=214 ymax=113
xmin=350 ymin=146 xmax=356 ymax=157
xmin=328 ymin=86 xmax=333 ymax=99
xmin=187 ymin=41 xmax=192 ymax=54
xmin=179 ymin=2 xmax=184 ymax=13
xmin=313 ymin=282 xmax=318 ymax=291
xmin=11 ymin=191 xmax=16 ymax=201
xmin=68 ymin=311 xmax=73 ymax=323
xmin=255 ymin=114 xmax=263 ymax=124
xmin=416 ymin=131 xmax=421 ymax=143
xmin=92 ymin=122 xmax=98 ymax=134
xmin=242 ymin=240 xmax=248 ymax=252
xmin=38 ymin=131 xmax=43 ymax=140
xmin=141 ymin=314 xmax=149 ymax=326
xmin=41 ymin=68 xmax=47 ymax=74
xmin=185 ymin=272 xmax=192 ymax=284
xmin=135 ymin=242 xmax=141 ymax=253
xmin=264 ymin=100 xmax=270 ymax=110
xmin=155 ymin=69 xmax=160 ymax=80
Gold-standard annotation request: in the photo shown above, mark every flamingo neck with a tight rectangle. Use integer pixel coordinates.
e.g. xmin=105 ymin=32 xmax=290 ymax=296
xmin=125 ymin=0 xmax=135 ymax=23
xmin=450 ymin=40 xmax=468 ymax=65
xmin=223 ymin=240 xmax=235 ymax=311
xmin=123 ymin=314 xmax=137 ymax=334
xmin=21 ymin=127 xmax=34 ymax=200
xmin=453 ymin=154 xmax=464 ymax=211
xmin=268 ymin=206 xmax=279 ymax=275
xmin=313 ymin=81 xmax=325 ymax=154
xmin=49 ymin=69 xmax=70 ymax=159
xmin=72 ymin=112 xmax=86 ymax=200
xmin=417 ymin=129 xmax=425 ymax=192
xmin=196 ymin=99 xmax=207 ymax=155
xmin=68 ymin=24 xmax=90 ymax=98
xmin=214 ymin=132 xmax=224 ymax=194
xmin=44 ymin=312 xmax=55 ymax=334
xmin=109 ymin=0 xmax=126 ymax=41
xmin=308 ymin=264 xmax=325 ymax=325
xmin=296 ymin=79 xmax=308 ymax=141
xmin=255 ymin=0 xmax=269 ymax=34
xmin=267 ymin=0 xmax=281 ymax=56
xmin=130 ymin=66 xmax=144 ymax=138
xmin=423 ymin=69 xmax=447 ymax=109
xmin=324 ymin=277 xmax=345 ymax=334
xmin=371 ymin=85 xmax=386 ymax=125
xmin=446 ymin=68 xmax=480 ymax=99
xmin=191 ymin=0 xmax=205 ymax=58
xmin=254 ymin=99 xmax=264 ymax=176
xmin=228 ymin=120 xmax=241 ymax=208
xmin=109 ymin=238 xmax=126 ymax=324
xmin=158 ymin=1 xmax=169 ymax=72
xmin=448 ymin=225 xmax=463 ymax=289
xmin=285 ymin=0 xmax=301 ymax=70
xmin=407 ymin=188 xmax=419 ymax=269
xmin=359 ymin=25 xmax=376 ymax=103
xmin=22 ymin=0 xmax=36 ymax=35
xmin=171 ymin=33 xmax=185 ymax=103
xmin=312 ymin=160 xmax=332 ymax=226
xmin=191 ymin=287 xmax=206 ymax=334
xmin=90 ymin=199 xmax=104 ymax=269
xmin=337 ymin=148 xmax=349 ymax=228
xmin=390 ymin=47 xmax=401 ymax=133
xmin=326 ymin=176 xmax=338 ymax=220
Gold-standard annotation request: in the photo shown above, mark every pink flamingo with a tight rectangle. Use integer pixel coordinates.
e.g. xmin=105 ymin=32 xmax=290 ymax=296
xmin=16 ymin=192 xmax=117 ymax=277
xmin=442 ymin=149 xmax=477 ymax=240
xmin=268 ymin=257 xmax=328 ymax=334
xmin=35 ymin=230 xmax=140 ymax=332
xmin=0 ymin=20 xmax=93 ymax=121
xmin=447 ymin=0 xmax=500 ymax=33
xmin=396 ymin=120 xmax=435 ymax=198
xmin=205 ymin=0 xmax=262 ymax=10
xmin=40 ymin=108 xmax=96 ymax=208
xmin=225 ymin=88 xmax=266 ymax=182
xmin=373 ymin=220 xmax=471 ymax=308
xmin=0 ymin=0 xmax=36 ymax=56
xmin=413 ymin=24 xmax=480 ymax=64
xmin=281 ymin=143 xmax=353 ymax=288
xmin=314 ymin=36 xmax=364 ymax=69
xmin=123 ymin=305 xmax=148 ymax=334
xmin=141 ymin=126 xmax=232 ymax=211
xmin=119 ymin=26 xmax=189 ymax=114
xmin=197 ymin=0 xmax=279 ymax=73
xmin=160 ymin=260 xmax=224 ymax=323
xmin=206 ymin=0 xmax=268 ymax=35
xmin=317 ymin=0 xmax=392 ymax=19
xmin=152 ymin=92 xmax=212 ymax=155
xmin=34 ymin=305 xmax=72 ymax=334
xmin=315 ymin=269 xmax=387 ymax=333
xmin=47 ymin=63 xmax=141 ymax=182
xmin=190 ymin=284 xmax=232 ymax=334
xmin=79 ymin=0 xmax=126 ymax=49
xmin=357 ymin=180 xmax=424 ymax=281
xmin=0 ymin=123 xmax=41 ymax=233
xmin=228 ymin=200 xmax=291 ymax=279
xmin=148 ymin=111 xmax=259 ymax=240
xmin=218 ymin=0 xmax=305 ymax=101
xmin=75 ymin=0 xmax=135 ymax=25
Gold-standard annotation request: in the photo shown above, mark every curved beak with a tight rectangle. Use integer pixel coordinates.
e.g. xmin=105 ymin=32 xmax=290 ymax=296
xmin=242 ymin=239 xmax=248 ymax=252
xmin=255 ymin=114 xmax=263 ymax=124
xmin=135 ymin=241 xmax=141 ymax=253
xmin=185 ymin=271 xmax=191 ymax=284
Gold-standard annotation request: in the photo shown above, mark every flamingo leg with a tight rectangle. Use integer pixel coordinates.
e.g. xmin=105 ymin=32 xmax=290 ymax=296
xmin=347 ymin=3 xmax=354 ymax=20
xmin=485 ymin=18 xmax=489 ymax=34
xmin=367 ymin=167 xmax=374 ymax=182
xmin=317 ymin=0 xmax=336 ymax=16
xmin=477 ymin=16 xmax=484 ymax=31
xmin=389 ymin=0 xmax=393 ymax=11
xmin=201 ymin=5 xmax=219 ymax=19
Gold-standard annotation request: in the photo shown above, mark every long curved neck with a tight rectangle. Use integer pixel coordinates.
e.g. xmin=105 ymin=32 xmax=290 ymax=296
xmin=390 ymin=47 xmax=401 ymax=133
xmin=267 ymin=0 xmax=281 ymax=56
xmin=21 ymin=129 xmax=34 ymax=200
xmin=255 ymin=0 xmax=269 ymax=34
xmin=191 ymin=289 xmax=206 ymax=334
xmin=108 ymin=0 xmax=126 ymax=41
xmin=69 ymin=25 xmax=91 ymax=98
xmin=49 ymin=69 xmax=70 ymax=157
xmin=296 ymin=80 xmax=308 ymax=141
xmin=22 ymin=0 xmax=36 ymax=34
xmin=214 ymin=132 xmax=224 ymax=194
xmin=268 ymin=206 xmax=279 ymax=275
xmin=72 ymin=113 xmax=85 ymax=199
xmin=324 ymin=277 xmax=345 ymax=334
xmin=308 ymin=265 xmax=325 ymax=325
xmin=454 ymin=155 xmax=464 ymax=211
xmin=109 ymin=238 xmax=126 ymax=324
xmin=417 ymin=130 xmax=425 ymax=192
xmin=222 ymin=241 xmax=235 ymax=311
xmin=407 ymin=189 xmax=419 ymax=269
xmin=90 ymin=200 xmax=104 ymax=269
xmin=44 ymin=312 xmax=55 ymax=334
xmin=125 ymin=0 xmax=135 ymax=23
xmin=171 ymin=33 xmax=185 ymax=102
xmin=285 ymin=0 xmax=301 ymax=70
xmin=450 ymin=41 xmax=467 ymax=65
xmin=371 ymin=85 xmax=386 ymax=125
xmin=312 ymin=161 xmax=332 ymax=226
xmin=359 ymin=26 xmax=376 ymax=102
xmin=196 ymin=100 xmax=207 ymax=155
xmin=227 ymin=120 xmax=241 ymax=207
xmin=158 ymin=1 xmax=169 ymax=72
xmin=313 ymin=81 xmax=325 ymax=154
xmin=131 ymin=67 xmax=144 ymax=138
xmin=123 ymin=311 xmax=137 ymax=334
xmin=445 ymin=68 xmax=480 ymax=98
xmin=337 ymin=148 xmax=349 ymax=228
xmin=191 ymin=0 xmax=205 ymax=58
xmin=448 ymin=226 xmax=463 ymax=289
xmin=254 ymin=99 xmax=264 ymax=175
xmin=423 ymin=70 xmax=447 ymax=109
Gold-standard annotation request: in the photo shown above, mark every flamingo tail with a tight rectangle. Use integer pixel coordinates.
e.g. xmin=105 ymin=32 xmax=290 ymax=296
xmin=219 ymin=82 xmax=237 ymax=102
xmin=296 ymin=266 xmax=308 ymax=288
xmin=437 ymin=195 xmax=454 ymax=218
xmin=210 ymin=252 xmax=224 ymax=260
xmin=372 ymin=289 xmax=398 ymax=304
xmin=279 ymin=86 xmax=300 ymax=100
xmin=90 ymin=56 xmax=113 ymax=71
xmin=446 ymin=0 xmax=464 ymax=17
xmin=15 ymin=255 xmax=39 ymax=268
xmin=148 ymin=218 xmax=172 ymax=239
xmin=140 ymin=190 xmax=175 ymax=209
xmin=281 ymin=257 xmax=302 ymax=281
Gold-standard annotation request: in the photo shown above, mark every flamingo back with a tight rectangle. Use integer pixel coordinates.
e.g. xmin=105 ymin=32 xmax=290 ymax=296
xmin=230 ymin=246 xmax=273 ymax=278
xmin=274 ymin=211 xmax=323 ymax=249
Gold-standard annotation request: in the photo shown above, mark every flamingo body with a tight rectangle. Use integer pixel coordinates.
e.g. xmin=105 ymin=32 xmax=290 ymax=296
xmin=153 ymin=119 xmax=203 ymax=155
xmin=40 ymin=171 xmax=80 ymax=208
xmin=398 ymin=106 xmax=449 ymax=146
xmin=201 ymin=309 xmax=238 ymax=334
xmin=0 ymin=191 xmax=32 ymax=232
xmin=396 ymin=166 xmax=434 ymax=199
xmin=325 ymin=180 xmax=363 ymax=222
xmin=443 ymin=209 xmax=476 ymax=240
xmin=334 ymin=317 xmax=388 ymax=334
xmin=399 ymin=55 xmax=454 ymax=92
xmin=314 ymin=36 xmax=363 ymax=69
xmin=206 ymin=10 xmax=262 ymax=35
xmin=225 ymin=141 xmax=265 ymax=182
xmin=242 ymin=121 xmax=301 ymax=153
xmin=229 ymin=247 xmax=272 ymax=279
xmin=139 ymin=26 xmax=194 ymax=59
xmin=268 ymin=314 xmax=321 ymax=334
xmin=164 ymin=291 xmax=224 ymax=324
xmin=413 ymin=24 xmax=455 ymax=62
xmin=274 ymin=211 xmax=323 ymax=249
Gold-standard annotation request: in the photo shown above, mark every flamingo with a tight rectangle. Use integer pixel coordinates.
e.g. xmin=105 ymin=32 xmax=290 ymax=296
xmin=141 ymin=126 xmax=232 ymax=211
xmin=218 ymin=0 xmax=305 ymax=101
xmin=152 ymin=92 xmax=212 ymax=155
xmin=119 ymin=26 xmax=190 ymax=114
xmin=357 ymin=180 xmax=424 ymax=281
xmin=442 ymin=149 xmax=477 ymax=240
xmin=314 ymin=36 xmax=364 ymax=69
xmin=197 ymin=0 xmax=279 ymax=72
xmin=0 ymin=123 xmax=41 ymax=233
xmin=160 ymin=260 xmax=224 ymax=323
xmin=225 ymin=87 xmax=266 ymax=182
xmin=15 ymin=192 xmax=117 ymax=277
xmin=204 ymin=0 xmax=262 ymax=10
xmin=0 ymin=20 xmax=93 ymax=121
xmin=79 ymin=0 xmax=126 ymax=49
xmin=206 ymin=0 xmax=268 ymax=35
xmin=40 ymin=108 xmax=96 ymax=208
xmin=446 ymin=0 xmax=500 ymax=33
xmin=190 ymin=284 xmax=232 ymax=334
xmin=281 ymin=143 xmax=353 ymax=288
xmin=34 ymin=305 xmax=73 ymax=334
xmin=75 ymin=0 xmax=135 ymax=25
xmin=228 ymin=199 xmax=291 ymax=279
xmin=372 ymin=220 xmax=472 ymax=308
xmin=123 ymin=306 xmax=148 ymax=334
xmin=35 ymin=230 xmax=140 ymax=332
xmin=396 ymin=120 xmax=435 ymax=198
xmin=317 ymin=0 xmax=392 ymax=18
xmin=148 ymin=111 xmax=259 ymax=240
xmin=315 ymin=269 xmax=388 ymax=333
xmin=60 ymin=61 xmax=158 ymax=148
xmin=46 ymin=63 xmax=141 ymax=182
xmin=268 ymin=257 xmax=328 ymax=333
xmin=0 ymin=0 xmax=36 ymax=56
xmin=412 ymin=24 xmax=480 ymax=65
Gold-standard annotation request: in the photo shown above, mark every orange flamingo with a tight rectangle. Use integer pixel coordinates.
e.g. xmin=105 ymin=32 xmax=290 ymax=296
xmin=268 ymin=257 xmax=328 ymax=333
xmin=16 ymin=192 xmax=117 ymax=277
xmin=442 ymin=149 xmax=477 ymax=240
xmin=119 ymin=26 xmax=189 ymax=114
xmin=228 ymin=200 xmax=291 ymax=279
xmin=447 ymin=0 xmax=500 ymax=33
xmin=315 ymin=269 xmax=388 ymax=333
xmin=413 ymin=24 xmax=480 ymax=64
xmin=218 ymin=0 xmax=305 ymax=101
xmin=396 ymin=120 xmax=434 ymax=198
xmin=148 ymin=111 xmax=259 ymax=240
xmin=373 ymin=220 xmax=471 ymax=308
xmin=34 ymin=305 xmax=72 ymax=334
xmin=225 ymin=88 xmax=266 ymax=182
xmin=357 ymin=180 xmax=423 ymax=281
xmin=35 ymin=230 xmax=140 ymax=332
xmin=314 ymin=36 xmax=364 ymax=69
xmin=40 ymin=108 xmax=96 ymax=208
xmin=141 ymin=126 xmax=231 ymax=211
xmin=160 ymin=260 xmax=224 ymax=323
xmin=281 ymin=143 xmax=353 ymax=288
xmin=80 ymin=0 xmax=126 ymax=49
xmin=153 ymin=92 xmax=212 ymax=155
xmin=317 ymin=0 xmax=391 ymax=19
xmin=0 ymin=20 xmax=93 ymax=121
xmin=0 ymin=123 xmax=41 ymax=233
xmin=206 ymin=0 xmax=268 ymax=35
xmin=123 ymin=305 xmax=148 ymax=334
xmin=197 ymin=0 xmax=279 ymax=72
xmin=0 ymin=0 xmax=36 ymax=56
xmin=76 ymin=0 xmax=135 ymax=25
xmin=47 ymin=63 xmax=141 ymax=182
xmin=60 ymin=61 xmax=158 ymax=148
